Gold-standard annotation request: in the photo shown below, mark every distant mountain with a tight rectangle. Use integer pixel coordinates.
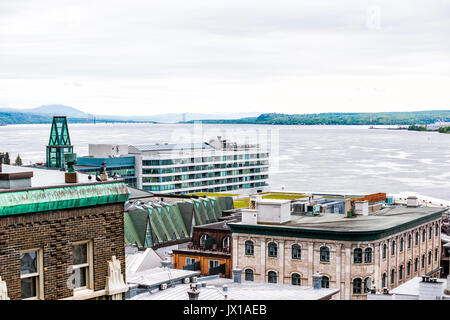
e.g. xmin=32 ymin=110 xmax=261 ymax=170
xmin=27 ymin=104 xmax=89 ymax=118
xmin=130 ymin=112 xmax=261 ymax=123
xmin=0 ymin=104 xmax=262 ymax=125
xmin=183 ymin=110 xmax=450 ymax=125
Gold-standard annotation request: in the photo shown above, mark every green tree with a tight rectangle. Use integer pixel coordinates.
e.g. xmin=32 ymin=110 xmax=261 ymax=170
xmin=4 ymin=152 xmax=10 ymax=164
xmin=15 ymin=154 xmax=22 ymax=166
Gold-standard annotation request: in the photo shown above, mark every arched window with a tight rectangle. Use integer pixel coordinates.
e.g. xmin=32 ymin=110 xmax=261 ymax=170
xmin=199 ymin=234 xmax=208 ymax=247
xmin=400 ymin=237 xmax=404 ymax=252
xmin=414 ymin=258 xmax=418 ymax=272
xmin=354 ymin=248 xmax=362 ymax=264
xmin=382 ymin=244 xmax=387 ymax=259
xmin=421 ymin=254 xmax=425 ymax=268
xmin=322 ymin=276 xmax=330 ymax=288
xmin=244 ymin=269 xmax=254 ymax=281
xmin=399 ymin=265 xmax=404 ymax=280
xmin=364 ymin=248 xmax=372 ymax=263
xmin=268 ymin=271 xmax=277 ymax=283
xmin=382 ymin=273 xmax=387 ymax=288
xmin=245 ymin=240 xmax=254 ymax=256
xmin=415 ymin=232 xmax=419 ymax=245
xmin=268 ymin=242 xmax=277 ymax=258
xmin=364 ymin=277 xmax=372 ymax=293
xmin=222 ymin=236 xmax=230 ymax=251
xmin=390 ymin=268 xmax=395 ymax=284
xmin=428 ymin=251 xmax=432 ymax=265
xmin=429 ymin=226 xmax=432 ymax=239
xmin=391 ymin=240 xmax=396 ymax=256
xmin=407 ymin=234 xmax=411 ymax=249
xmin=291 ymin=244 xmax=301 ymax=260
xmin=407 ymin=261 xmax=411 ymax=276
xmin=291 ymin=273 xmax=301 ymax=286
xmin=435 ymin=223 xmax=439 ymax=236
xmin=422 ymin=229 xmax=426 ymax=242
xmin=353 ymin=278 xmax=362 ymax=294
xmin=435 ymin=248 xmax=439 ymax=261
xmin=320 ymin=246 xmax=330 ymax=262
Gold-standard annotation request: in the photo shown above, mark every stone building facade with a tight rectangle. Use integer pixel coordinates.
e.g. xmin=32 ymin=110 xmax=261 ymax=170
xmin=230 ymin=207 xmax=444 ymax=300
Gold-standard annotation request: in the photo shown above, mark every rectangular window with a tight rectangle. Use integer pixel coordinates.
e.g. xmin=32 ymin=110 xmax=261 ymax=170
xmin=20 ymin=249 xmax=43 ymax=300
xmin=186 ymin=257 xmax=196 ymax=265
xmin=72 ymin=241 xmax=93 ymax=291
xmin=209 ymin=260 xmax=219 ymax=269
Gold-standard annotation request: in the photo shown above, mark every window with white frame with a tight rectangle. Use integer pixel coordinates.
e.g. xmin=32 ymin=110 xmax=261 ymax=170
xmin=186 ymin=257 xmax=196 ymax=265
xmin=222 ymin=236 xmax=230 ymax=251
xmin=72 ymin=241 xmax=92 ymax=291
xmin=20 ymin=249 xmax=43 ymax=300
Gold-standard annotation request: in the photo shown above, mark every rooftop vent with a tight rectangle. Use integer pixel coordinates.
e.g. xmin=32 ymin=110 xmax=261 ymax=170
xmin=312 ymin=272 xmax=322 ymax=290
xmin=187 ymin=284 xmax=199 ymax=300
xmin=407 ymin=196 xmax=419 ymax=207
xmin=232 ymin=269 xmax=242 ymax=284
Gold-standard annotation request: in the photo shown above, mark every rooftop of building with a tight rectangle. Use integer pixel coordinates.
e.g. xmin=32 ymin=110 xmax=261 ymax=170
xmin=130 ymin=276 xmax=340 ymax=300
xmin=389 ymin=276 xmax=449 ymax=297
xmin=230 ymin=205 xmax=446 ymax=241
xmin=1 ymin=164 xmax=104 ymax=190
xmin=127 ymin=267 xmax=200 ymax=289
xmin=0 ymin=164 xmax=130 ymax=217
xmin=128 ymin=143 xmax=214 ymax=153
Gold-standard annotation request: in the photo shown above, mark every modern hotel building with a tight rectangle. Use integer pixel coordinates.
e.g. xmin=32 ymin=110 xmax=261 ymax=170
xmin=77 ymin=137 xmax=270 ymax=195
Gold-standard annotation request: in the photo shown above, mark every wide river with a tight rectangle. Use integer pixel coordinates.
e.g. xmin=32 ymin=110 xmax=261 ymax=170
xmin=1 ymin=123 xmax=450 ymax=200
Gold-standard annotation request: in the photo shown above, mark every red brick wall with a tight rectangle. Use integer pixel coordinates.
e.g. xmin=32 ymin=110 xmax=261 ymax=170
xmin=0 ymin=203 xmax=125 ymax=300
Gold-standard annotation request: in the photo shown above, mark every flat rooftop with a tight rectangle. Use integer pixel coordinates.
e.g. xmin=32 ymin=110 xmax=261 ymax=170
xmin=230 ymin=206 xmax=446 ymax=241
xmin=131 ymin=277 xmax=340 ymax=300
xmin=390 ymin=277 xmax=447 ymax=297
xmin=127 ymin=267 xmax=200 ymax=288
xmin=285 ymin=206 xmax=444 ymax=232
xmin=0 ymin=164 xmax=112 ymax=191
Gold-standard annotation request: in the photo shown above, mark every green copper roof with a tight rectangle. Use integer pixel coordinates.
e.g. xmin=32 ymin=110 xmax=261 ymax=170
xmin=124 ymin=196 xmax=228 ymax=249
xmin=0 ymin=182 xmax=129 ymax=217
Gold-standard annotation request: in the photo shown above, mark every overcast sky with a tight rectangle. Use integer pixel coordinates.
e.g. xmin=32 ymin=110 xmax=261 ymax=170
xmin=0 ymin=0 xmax=449 ymax=116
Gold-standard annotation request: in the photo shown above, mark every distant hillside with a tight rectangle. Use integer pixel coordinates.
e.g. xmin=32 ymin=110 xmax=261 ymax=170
xmin=181 ymin=110 xmax=450 ymax=125
xmin=0 ymin=104 xmax=90 ymax=118
xmin=0 ymin=104 xmax=261 ymax=124
xmin=0 ymin=112 xmax=52 ymax=125
xmin=0 ymin=105 xmax=156 ymax=125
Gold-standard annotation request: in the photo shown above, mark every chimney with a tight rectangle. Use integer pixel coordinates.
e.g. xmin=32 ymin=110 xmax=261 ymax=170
xmin=354 ymin=200 xmax=369 ymax=215
xmin=232 ymin=269 xmax=242 ymax=283
xmin=161 ymin=259 xmax=172 ymax=270
xmin=312 ymin=272 xmax=322 ymax=290
xmin=407 ymin=196 xmax=419 ymax=207
xmin=187 ymin=286 xmax=200 ymax=300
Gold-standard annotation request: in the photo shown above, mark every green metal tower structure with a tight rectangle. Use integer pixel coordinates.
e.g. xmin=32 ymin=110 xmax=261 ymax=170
xmin=46 ymin=116 xmax=74 ymax=169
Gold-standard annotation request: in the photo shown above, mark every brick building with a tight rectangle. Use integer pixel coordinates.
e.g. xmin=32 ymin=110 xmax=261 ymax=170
xmin=229 ymin=198 xmax=445 ymax=300
xmin=0 ymin=164 xmax=130 ymax=300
